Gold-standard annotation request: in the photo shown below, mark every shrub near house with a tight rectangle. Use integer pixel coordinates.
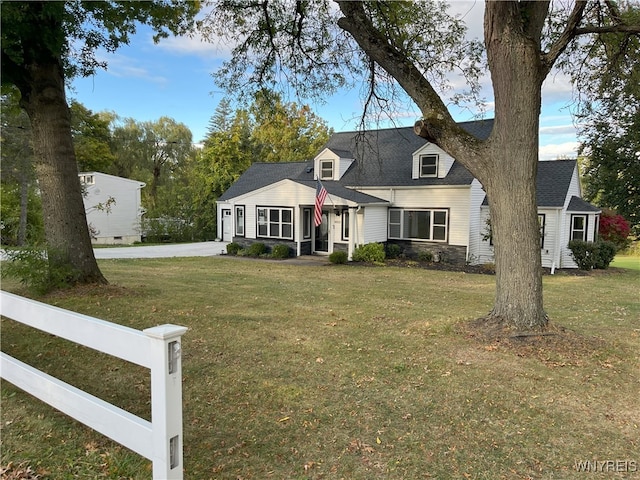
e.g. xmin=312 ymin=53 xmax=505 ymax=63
xmin=568 ymin=240 xmax=617 ymax=270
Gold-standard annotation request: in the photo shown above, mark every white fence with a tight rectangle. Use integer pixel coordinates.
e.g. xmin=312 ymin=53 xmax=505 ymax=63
xmin=0 ymin=290 xmax=187 ymax=479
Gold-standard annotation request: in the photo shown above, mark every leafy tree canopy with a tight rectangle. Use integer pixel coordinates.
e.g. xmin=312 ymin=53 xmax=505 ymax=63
xmin=574 ymin=2 xmax=640 ymax=235
xmin=1 ymin=1 xmax=200 ymax=87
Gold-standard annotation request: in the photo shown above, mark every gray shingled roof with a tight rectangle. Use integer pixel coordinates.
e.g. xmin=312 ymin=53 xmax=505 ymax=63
xmin=218 ymin=161 xmax=313 ymax=201
xmin=218 ymin=160 xmax=389 ymax=204
xmin=567 ymin=196 xmax=601 ymax=212
xmin=327 ymin=119 xmax=494 ymax=187
xmin=220 ymin=119 xmax=497 ymax=199
xmin=482 ymin=159 xmax=579 ymax=207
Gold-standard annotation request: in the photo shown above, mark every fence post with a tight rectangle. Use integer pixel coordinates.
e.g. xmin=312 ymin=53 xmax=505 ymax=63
xmin=144 ymin=324 xmax=188 ymax=480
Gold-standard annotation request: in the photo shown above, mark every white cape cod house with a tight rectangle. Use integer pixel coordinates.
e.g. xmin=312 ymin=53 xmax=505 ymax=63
xmin=216 ymin=119 xmax=600 ymax=268
xmin=80 ymin=172 xmax=146 ymax=244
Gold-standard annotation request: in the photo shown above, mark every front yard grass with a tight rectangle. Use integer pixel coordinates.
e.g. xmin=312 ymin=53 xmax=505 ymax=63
xmin=611 ymin=254 xmax=640 ymax=271
xmin=1 ymin=257 xmax=638 ymax=479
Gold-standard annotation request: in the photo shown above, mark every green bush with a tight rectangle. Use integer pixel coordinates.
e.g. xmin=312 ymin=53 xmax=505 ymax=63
xmin=226 ymin=242 xmax=241 ymax=255
xmin=594 ymin=241 xmax=617 ymax=269
xmin=1 ymin=246 xmax=75 ymax=294
xmin=568 ymin=240 xmax=618 ymax=270
xmin=385 ymin=243 xmax=402 ymax=259
xmin=417 ymin=250 xmax=434 ymax=262
xmin=246 ymin=242 xmax=268 ymax=257
xmin=568 ymin=240 xmax=596 ymax=270
xmin=352 ymin=243 xmax=386 ymax=263
xmin=271 ymin=244 xmax=291 ymax=259
xmin=329 ymin=251 xmax=348 ymax=264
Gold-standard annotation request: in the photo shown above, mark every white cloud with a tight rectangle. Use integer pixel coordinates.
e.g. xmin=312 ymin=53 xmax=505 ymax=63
xmin=94 ymin=52 xmax=168 ymax=86
xmin=539 ymin=141 xmax=579 ymax=160
xmin=539 ymin=124 xmax=578 ymax=136
xmin=156 ymin=34 xmax=233 ymax=60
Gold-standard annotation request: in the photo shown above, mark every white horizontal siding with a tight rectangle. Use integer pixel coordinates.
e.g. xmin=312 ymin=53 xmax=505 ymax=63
xmin=467 ymin=180 xmax=487 ymax=262
xmin=223 ymin=180 xmax=318 ymax=240
xmin=473 ymin=207 xmax=494 ymax=265
xmin=539 ymin=208 xmax=559 ymax=268
xmin=358 ymin=186 xmax=471 ymax=247
xmin=82 ymin=173 xmax=144 ymax=244
xmin=362 ymin=206 xmax=388 ymax=244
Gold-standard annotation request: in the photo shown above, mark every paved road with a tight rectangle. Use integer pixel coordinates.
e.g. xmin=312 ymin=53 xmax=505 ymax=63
xmin=93 ymin=241 xmax=229 ymax=259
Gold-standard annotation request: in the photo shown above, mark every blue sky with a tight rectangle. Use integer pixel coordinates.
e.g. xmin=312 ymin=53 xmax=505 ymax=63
xmin=69 ymin=2 xmax=580 ymax=159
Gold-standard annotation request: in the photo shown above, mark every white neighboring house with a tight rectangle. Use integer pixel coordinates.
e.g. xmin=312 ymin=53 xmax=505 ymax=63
xmin=79 ymin=172 xmax=146 ymax=244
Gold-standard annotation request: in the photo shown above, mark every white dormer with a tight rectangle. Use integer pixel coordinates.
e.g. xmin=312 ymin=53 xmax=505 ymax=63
xmin=411 ymin=143 xmax=455 ymax=179
xmin=314 ymin=148 xmax=354 ymax=181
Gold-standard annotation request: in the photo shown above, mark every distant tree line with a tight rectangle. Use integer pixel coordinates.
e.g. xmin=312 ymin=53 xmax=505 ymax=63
xmin=1 ymin=87 xmax=331 ymax=245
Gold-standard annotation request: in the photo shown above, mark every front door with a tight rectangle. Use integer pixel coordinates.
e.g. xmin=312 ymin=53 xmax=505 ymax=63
xmin=222 ymin=209 xmax=232 ymax=241
xmin=314 ymin=210 xmax=329 ymax=253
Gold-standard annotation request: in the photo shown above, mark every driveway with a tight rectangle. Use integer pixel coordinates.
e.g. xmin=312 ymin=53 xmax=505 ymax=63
xmin=93 ymin=241 xmax=229 ymax=259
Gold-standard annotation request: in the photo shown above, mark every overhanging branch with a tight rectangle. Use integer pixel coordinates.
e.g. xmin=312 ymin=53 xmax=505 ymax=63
xmin=335 ymin=1 xmax=484 ymax=166
xmin=541 ymin=1 xmax=587 ymax=76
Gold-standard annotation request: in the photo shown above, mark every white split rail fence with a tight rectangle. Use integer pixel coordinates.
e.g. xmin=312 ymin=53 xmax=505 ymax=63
xmin=0 ymin=290 xmax=187 ymax=479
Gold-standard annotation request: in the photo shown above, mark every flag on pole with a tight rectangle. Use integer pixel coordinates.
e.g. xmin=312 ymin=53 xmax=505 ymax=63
xmin=314 ymin=179 xmax=328 ymax=227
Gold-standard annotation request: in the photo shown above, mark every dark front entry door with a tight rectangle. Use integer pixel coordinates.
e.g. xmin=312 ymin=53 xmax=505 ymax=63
xmin=314 ymin=210 xmax=329 ymax=252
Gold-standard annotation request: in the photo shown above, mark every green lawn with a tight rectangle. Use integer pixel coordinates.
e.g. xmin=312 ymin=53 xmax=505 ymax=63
xmin=611 ymin=254 xmax=640 ymax=271
xmin=1 ymin=257 xmax=639 ymax=479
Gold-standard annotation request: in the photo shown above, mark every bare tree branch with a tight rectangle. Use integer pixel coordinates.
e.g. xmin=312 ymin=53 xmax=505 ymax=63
xmin=541 ymin=1 xmax=587 ymax=76
xmin=575 ymin=24 xmax=640 ymax=34
xmin=335 ymin=1 xmax=484 ymax=167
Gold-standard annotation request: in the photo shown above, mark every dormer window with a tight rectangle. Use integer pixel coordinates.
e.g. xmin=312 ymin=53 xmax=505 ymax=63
xmin=320 ymin=160 xmax=334 ymax=180
xmin=420 ymin=155 xmax=438 ymax=177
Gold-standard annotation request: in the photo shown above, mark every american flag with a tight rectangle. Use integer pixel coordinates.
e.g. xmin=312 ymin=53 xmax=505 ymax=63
xmin=314 ymin=179 xmax=328 ymax=227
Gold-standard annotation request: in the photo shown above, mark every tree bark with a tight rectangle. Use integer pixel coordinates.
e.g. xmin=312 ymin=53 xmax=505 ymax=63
xmin=337 ymin=1 xmax=550 ymax=331
xmin=481 ymin=2 xmax=548 ymax=330
xmin=19 ymin=59 xmax=106 ymax=285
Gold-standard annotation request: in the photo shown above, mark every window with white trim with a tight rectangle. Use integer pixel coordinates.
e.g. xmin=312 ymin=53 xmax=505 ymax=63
xmin=419 ymin=155 xmax=438 ymax=177
xmin=538 ymin=214 xmax=545 ymax=248
xmin=320 ymin=160 xmax=334 ymax=180
xmin=342 ymin=210 xmax=349 ymax=240
xmin=388 ymin=208 xmax=448 ymax=242
xmin=303 ymin=208 xmax=312 ymax=239
xmin=235 ymin=206 xmax=245 ymax=236
xmin=257 ymin=207 xmax=293 ymax=240
xmin=570 ymin=214 xmax=588 ymax=241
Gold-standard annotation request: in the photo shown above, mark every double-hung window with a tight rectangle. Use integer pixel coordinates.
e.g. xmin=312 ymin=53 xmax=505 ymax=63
xmin=257 ymin=207 xmax=293 ymax=240
xmin=570 ymin=214 xmax=588 ymax=241
xmin=320 ymin=160 xmax=334 ymax=180
xmin=235 ymin=206 xmax=245 ymax=236
xmin=538 ymin=214 xmax=545 ymax=248
xmin=419 ymin=155 xmax=438 ymax=177
xmin=388 ymin=208 xmax=448 ymax=242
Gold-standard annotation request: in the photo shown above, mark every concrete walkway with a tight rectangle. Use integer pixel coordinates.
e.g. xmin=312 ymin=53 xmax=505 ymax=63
xmin=93 ymin=241 xmax=229 ymax=259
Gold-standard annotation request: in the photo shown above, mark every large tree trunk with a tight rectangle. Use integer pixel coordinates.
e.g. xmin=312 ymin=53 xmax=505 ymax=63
xmin=337 ymin=1 xmax=550 ymax=332
xmin=480 ymin=3 xmax=548 ymax=331
xmin=19 ymin=59 xmax=106 ymax=285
